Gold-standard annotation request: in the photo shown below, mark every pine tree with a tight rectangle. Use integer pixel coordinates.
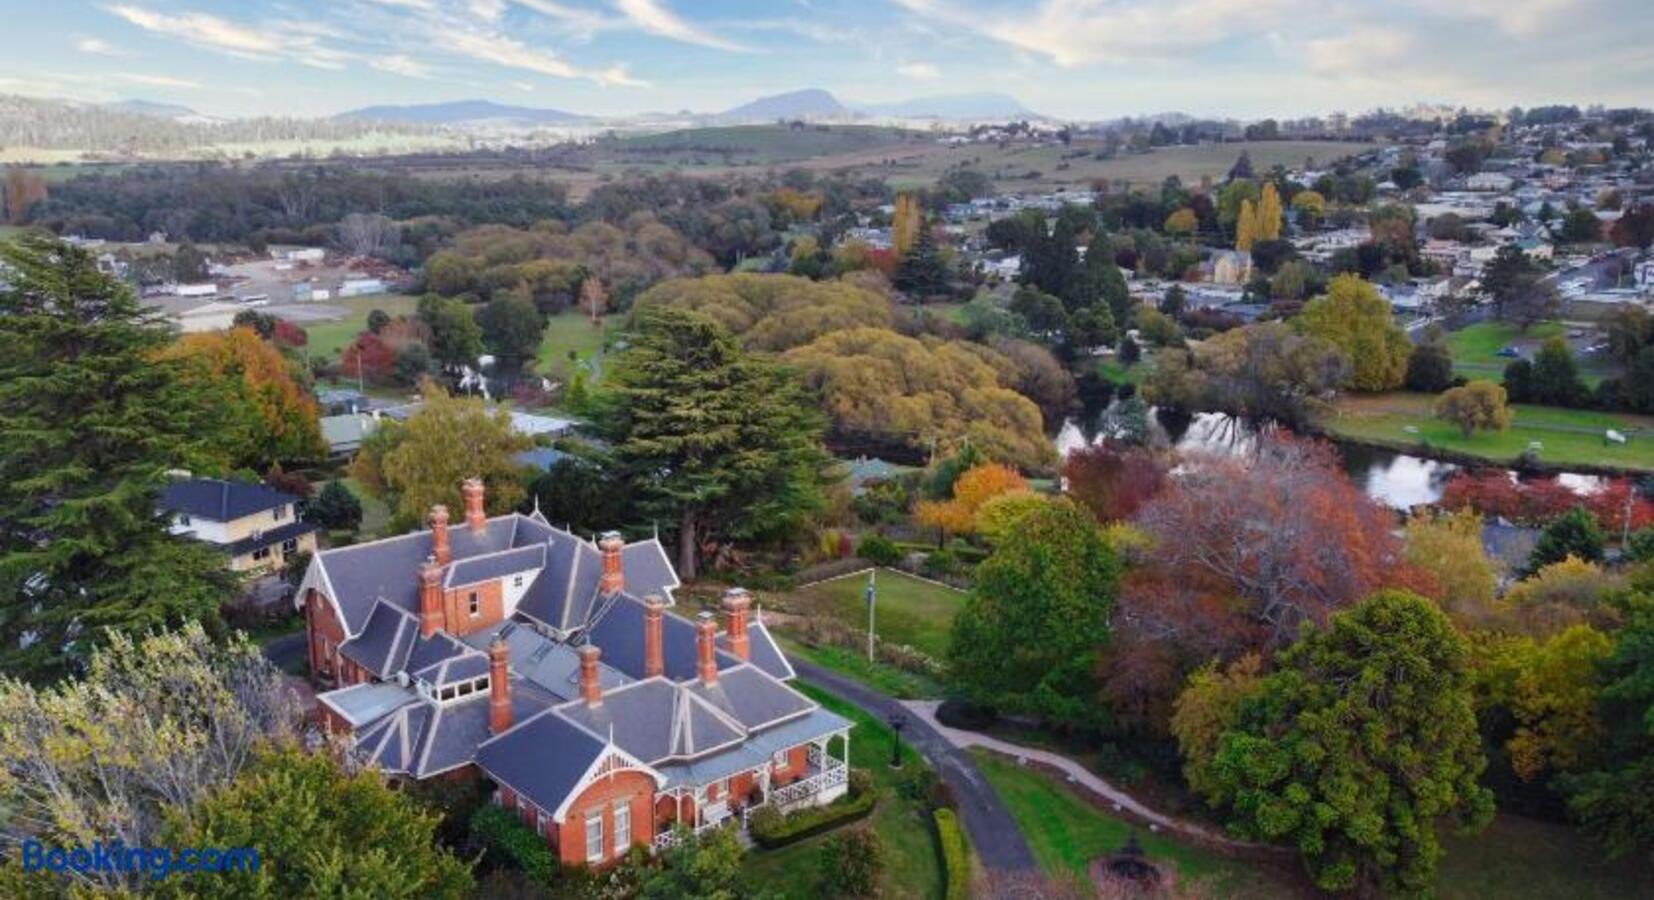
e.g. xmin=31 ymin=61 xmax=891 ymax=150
xmin=596 ymin=307 xmax=832 ymax=578
xmin=0 ymin=234 xmax=239 ymax=681
xmin=893 ymin=226 xmax=949 ymax=298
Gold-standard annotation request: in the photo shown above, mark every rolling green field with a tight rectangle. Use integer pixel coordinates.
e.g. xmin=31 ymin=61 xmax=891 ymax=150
xmin=1330 ymin=392 xmax=1654 ymax=472
xmin=608 ymin=125 xmax=915 ymax=164
xmin=973 ymin=750 xmax=1300 ymax=897
xmin=741 ymin=682 xmax=945 ymax=900
xmin=783 ymin=569 xmax=966 ymax=660
xmin=299 ymin=294 xmax=419 ymax=360
xmin=1440 ymin=320 xmax=1623 ymax=385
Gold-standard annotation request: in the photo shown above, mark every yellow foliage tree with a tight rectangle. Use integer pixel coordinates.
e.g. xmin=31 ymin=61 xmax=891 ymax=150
xmin=1501 ymin=556 xmax=1622 ymax=636
xmin=368 ymin=380 xmax=531 ymax=529
xmin=1164 ymin=208 xmax=1198 ymax=236
xmin=1470 ymin=626 xmax=1612 ymax=782
xmin=1256 ymin=182 xmax=1283 ymax=241
xmin=1405 ymin=509 xmax=1498 ymax=625
xmin=1297 ymin=274 xmax=1412 ymax=392
xmin=973 ymin=490 xmax=1052 ymax=544
xmin=892 ymin=193 xmax=922 ymax=257
xmin=917 ymin=463 xmax=1029 ymax=537
xmin=1171 ymin=654 xmax=1264 ymax=799
xmin=1235 ymin=198 xmax=1258 ymax=252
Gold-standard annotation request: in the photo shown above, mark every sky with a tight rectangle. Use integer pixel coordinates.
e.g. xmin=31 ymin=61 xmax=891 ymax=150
xmin=1 ymin=0 xmax=1652 ymax=120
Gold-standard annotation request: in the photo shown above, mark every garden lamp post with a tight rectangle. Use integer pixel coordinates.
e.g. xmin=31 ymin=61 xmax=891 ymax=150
xmin=888 ymin=713 xmax=906 ymax=769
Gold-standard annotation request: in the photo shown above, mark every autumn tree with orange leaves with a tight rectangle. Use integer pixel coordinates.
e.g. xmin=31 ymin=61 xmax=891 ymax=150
xmin=159 ymin=327 xmax=325 ymax=470
xmin=916 ymin=463 xmax=1028 ymax=539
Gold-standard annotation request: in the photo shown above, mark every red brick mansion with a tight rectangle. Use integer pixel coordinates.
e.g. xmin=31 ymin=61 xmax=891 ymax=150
xmin=295 ymin=478 xmax=851 ymax=868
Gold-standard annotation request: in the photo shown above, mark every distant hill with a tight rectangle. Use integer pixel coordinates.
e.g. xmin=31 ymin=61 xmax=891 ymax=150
xmin=717 ymin=89 xmax=848 ymax=122
xmin=859 ymin=92 xmax=1039 ymax=120
xmin=104 ymin=99 xmax=200 ymax=119
xmin=338 ymin=99 xmax=591 ymax=125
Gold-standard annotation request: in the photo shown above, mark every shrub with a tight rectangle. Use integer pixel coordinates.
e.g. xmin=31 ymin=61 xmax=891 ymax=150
xmin=936 ymin=697 xmax=998 ymax=731
xmin=935 ymin=808 xmax=970 ymax=900
xmin=748 ymin=774 xmax=878 ymax=849
xmin=470 ymin=804 xmax=557 ymax=886
xmin=1628 ymin=527 xmax=1654 ymax=563
xmin=818 ymin=829 xmax=884 ymax=898
xmin=921 ymin=547 xmax=962 ymax=578
xmin=858 ymin=533 xmax=902 ymax=566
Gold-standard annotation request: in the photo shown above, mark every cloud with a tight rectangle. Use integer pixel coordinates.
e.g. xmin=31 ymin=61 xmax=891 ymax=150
xmin=75 ymin=37 xmax=125 ymax=56
xmin=1440 ymin=0 xmax=1581 ymax=36
xmin=614 ymin=0 xmax=751 ymax=51
xmin=370 ymin=54 xmax=434 ymax=78
xmin=114 ymin=71 xmax=202 ymax=89
xmin=103 ymin=4 xmax=353 ymax=69
xmin=896 ymin=0 xmax=1309 ymax=66
xmin=468 ymin=0 xmax=508 ymax=20
xmin=438 ymin=30 xmax=646 ymax=86
xmin=897 ymin=61 xmax=941 ymax=79
xmin=1305 ymin=28 xmax=1413 ymax=79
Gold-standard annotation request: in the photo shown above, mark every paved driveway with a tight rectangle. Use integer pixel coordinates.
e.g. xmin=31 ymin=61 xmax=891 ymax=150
xmin=791 ymin=659 xmax=1037 ymax=873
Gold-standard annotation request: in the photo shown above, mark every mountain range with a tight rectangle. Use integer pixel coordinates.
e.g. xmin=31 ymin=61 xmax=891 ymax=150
xmin=337 ymin=98 xmax=591 ymax=126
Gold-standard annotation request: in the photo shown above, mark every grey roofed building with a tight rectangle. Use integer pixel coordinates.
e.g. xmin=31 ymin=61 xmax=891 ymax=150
xmin=302 ymin=483 xmax=852 ymax=857
xmin=161 ymin=477 xmax=297 ymax=521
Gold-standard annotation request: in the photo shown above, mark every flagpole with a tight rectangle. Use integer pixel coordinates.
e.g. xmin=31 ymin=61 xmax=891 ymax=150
xmin=865 ymin=569 xmax=877 ymax=663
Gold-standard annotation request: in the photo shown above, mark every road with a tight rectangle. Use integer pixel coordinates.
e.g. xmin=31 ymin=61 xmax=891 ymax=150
xmin=791 ymin=658 xmax=1037 ymax=873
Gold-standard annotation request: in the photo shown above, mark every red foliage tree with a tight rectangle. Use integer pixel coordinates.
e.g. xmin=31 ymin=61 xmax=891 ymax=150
xmin=1439 ymin=471 xmax=1653 ymax=532
xmin=1064 ymin=442 xmax=1169 ymax=523
xmin=864 ymin=247 xmax=899 ymax=277
xmin=271 ymin=318 xmax=308 ymax=349
xmin=340 ymin=332 xmax=397 ymax=384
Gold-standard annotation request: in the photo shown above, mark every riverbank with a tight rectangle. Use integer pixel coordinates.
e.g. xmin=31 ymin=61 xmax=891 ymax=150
xmin=1326 ymin=392 xmax=1654 ymax=475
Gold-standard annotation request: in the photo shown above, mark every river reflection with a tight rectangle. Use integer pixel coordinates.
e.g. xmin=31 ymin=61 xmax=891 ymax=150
xmin=1056 ymin=410 xmax=1600 ymax=510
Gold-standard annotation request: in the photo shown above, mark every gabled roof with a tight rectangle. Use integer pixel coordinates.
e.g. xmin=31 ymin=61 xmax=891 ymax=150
xmin=445 ymin=544 xmax=546 ymax=590
xmin=620 ymin=539 xmax=680 ymax=599
xmin=476 ymin=709 xmax=608 ymax=815
xmin=338 ymin=600 xmax=419 ymax=678
xmin=585 ymin=594 xmax=742 ymax=683
xmin=556 ymin=679 xmax=745 ymax=765
xmin=405 ymin=629 xmax=480 ymax=681
xmin=161 ymin=478 xmax=297 ymax=521
xmin=460 ymin=622 xmax=626 ymax=702
xmin=685 ymin=665 xmax=815 ymax=733
xmin=719 ymin=620 xmax=795 ymax=682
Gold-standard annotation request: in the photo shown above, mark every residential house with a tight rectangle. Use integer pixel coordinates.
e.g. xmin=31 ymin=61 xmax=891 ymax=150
xmin=298 ymin=479 xmax=852 ymax=868
xmin=320 ymin=412 xmax=380 ymax=459
xmin=1207 ymin=250 xmax=1253 ymax=286
xmin=162 ymin=477 xmax=318 ymax=573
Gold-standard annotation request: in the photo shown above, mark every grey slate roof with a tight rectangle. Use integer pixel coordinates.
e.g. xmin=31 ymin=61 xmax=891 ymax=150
xmin=354 ymin=678 xmax=551 ymax=778
xmin=311 ymin=515 xmax=521 ymax=634
xmin=460 ymin=622 xmax=626 ymax=701
xmin=476 ymin=709 xmax=609 ymax=815
xmin=356 ymin=701 xmax=431 ymax=775
xmin=620 ymin=540 xmax=680 ymax=599
xmin=653 ymin=707 xmax=851 ymax=791
xmin=338 ymin=600 xmax=419 ymax=678
xmin=557 ymin=679 xmax=744 ymax=765
xmin=719 ymin=621 xmax=795 ymax=682
xmin=161 ymin=477 xmax=296 ymax=521
xmin=585 ymin=595 xmax=742 ymax=683
xmin=405 ymin=630 xmax=479 ymax=680
xmin=686 ymin=665 xmax=815 ymax=732
xmin=446 ymin=544 xmax=546 ymax=590
xmin=413 ymin=647 xmax=490 ymax=688
xmin=318 ymin=681 xmax=418 ymax=729
xmin=222 ymin=520 xmax=319 ymax=557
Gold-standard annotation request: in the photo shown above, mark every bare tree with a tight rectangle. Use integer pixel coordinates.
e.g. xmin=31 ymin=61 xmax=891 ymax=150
xmin=338 ymin=211 xmax=401 ymax=259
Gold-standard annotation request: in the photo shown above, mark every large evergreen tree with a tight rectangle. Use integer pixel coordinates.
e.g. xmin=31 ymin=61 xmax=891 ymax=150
xmin=892 ymin=225 xmax=949 ymax=298
xmin=948 ymin=500 xmax=1119 ymax=728
xmin=0 ymin=235 xmax=239 ymax=681
xmin=596 ymin=307 xmax=830 ymax=578
xmin=1194 ymin=591 xmax=1493 ymax=894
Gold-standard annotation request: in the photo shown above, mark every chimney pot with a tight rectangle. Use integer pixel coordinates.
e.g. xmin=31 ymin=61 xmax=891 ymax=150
xmin=643 ymin=594 xmax=665 ymax=678
xmin=599 ymin=531 xmax=625 ymax=595
xmin=695 ymin=612 xmax=718 ymax=685
xmin=429 ymin=505 xmax=451 ymax=566
xmin=722 ymin=588 xmax=753 ymax=661
xmin=462 ymin=478 xmax=487 ymax=532
xmin=579 ymin=645 xmax=603 ymax=706
xmin=419 ymin=556 xmax=444 ymax=639
xmin=489 ymin=635 xmax=512 ymax=735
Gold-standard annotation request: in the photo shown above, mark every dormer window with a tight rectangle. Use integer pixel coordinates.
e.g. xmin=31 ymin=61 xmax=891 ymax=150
xmin=177 ymin=514 xmax=191 ymax=527
xmin=469 ymin=592 xmax=481 ymax=617
xmin=512 ymin=574 xmax=524 ymax=588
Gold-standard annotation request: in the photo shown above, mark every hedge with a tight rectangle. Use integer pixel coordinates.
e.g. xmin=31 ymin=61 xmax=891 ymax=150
xmin=934 ymin=808 xmax=969 ymax=900
xmin=471 ymin=804 xmax=557 ymax=886
xmin=748 ymin=778 xmax=878 ymax=849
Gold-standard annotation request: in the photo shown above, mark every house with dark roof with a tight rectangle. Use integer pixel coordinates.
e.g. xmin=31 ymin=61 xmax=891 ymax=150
xmin=298 ymin=478 xmax=850 ymax=869
xmin=161 ymin=477 xmax=318 ymax=573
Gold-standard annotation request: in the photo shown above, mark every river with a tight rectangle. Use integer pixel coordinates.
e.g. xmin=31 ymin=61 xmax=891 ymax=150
xmin=1056 ymin=410 xmax=1604 ymax=509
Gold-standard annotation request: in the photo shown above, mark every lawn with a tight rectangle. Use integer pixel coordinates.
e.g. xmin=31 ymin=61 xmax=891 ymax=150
xmin=1436 ymin=811 xmax=1654 ymax=899
xmin=1330 ymin=392 xmax=1654 ymax=472
xmin=299 ymin=294 xmax=419 ymax=361
xmin=973 ymin=750 xmax=1300 ymax=898
xmin=775 ymin=634 xmax=944 ymax=700
xmin=1445 ymin=320 xmax=1614 ymax=385
xmin=782 ymin=568 xmax=966 ymax=660
xmin=338 ymin=477 xmax=391 ymax=539
xmin=740 ymin=681 xmax=946 ymax=900
xmin=536 ymin=310 xmax=621 ymax=381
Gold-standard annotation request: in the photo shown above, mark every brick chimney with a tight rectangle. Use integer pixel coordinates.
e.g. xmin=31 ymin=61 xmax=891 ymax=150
xmin=419 ymin=556 xmax=444 ymax=639
xmin=722 ymin=588 xmax=752 ymax=662
xmin=462 ymin=477 xmax=487 ymax=532
xmin=489 ymin=634 xmax=512 ymax=735
xmin=643 ymin=594 xmax=665 ymax=678
xmin=429 ymin=505 xmax=451 ymax=566
xmin=599 ymin=531 xmax=625 ymax=595
xmin=579 ymin=645 xmax=603 ymax=706
xmin=696 ymin=611 xmax=718 ymax=685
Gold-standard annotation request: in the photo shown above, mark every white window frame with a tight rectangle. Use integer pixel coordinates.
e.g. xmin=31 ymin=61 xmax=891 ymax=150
xmin=613 ymin=800 xmax=631 ymax=851
xmin=536 ymin=809 xmax=550 ymax=837
xmin=177 ymin=514 xmax=191 ymax=527
xmin=273 ymin=505 xmax=288 ymax=521
xmin=281 ymin=537 xmax=298 ymax=555
xmin=251 ymin=546 xmax=272 ymax=561
xmin=585 ymin=811 xmax=604 ymax=864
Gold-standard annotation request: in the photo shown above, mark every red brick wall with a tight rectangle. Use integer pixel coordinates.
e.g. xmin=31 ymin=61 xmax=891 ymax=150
xmin=306 ymin=589 xmax=347 ymax=685
xmin=443 ymin=579 xmax=504 ymax=637
xmin=771 ymin=745 xmax=809 ymax=785
xmin=557 ymin=768 xmax=655 ymax=867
